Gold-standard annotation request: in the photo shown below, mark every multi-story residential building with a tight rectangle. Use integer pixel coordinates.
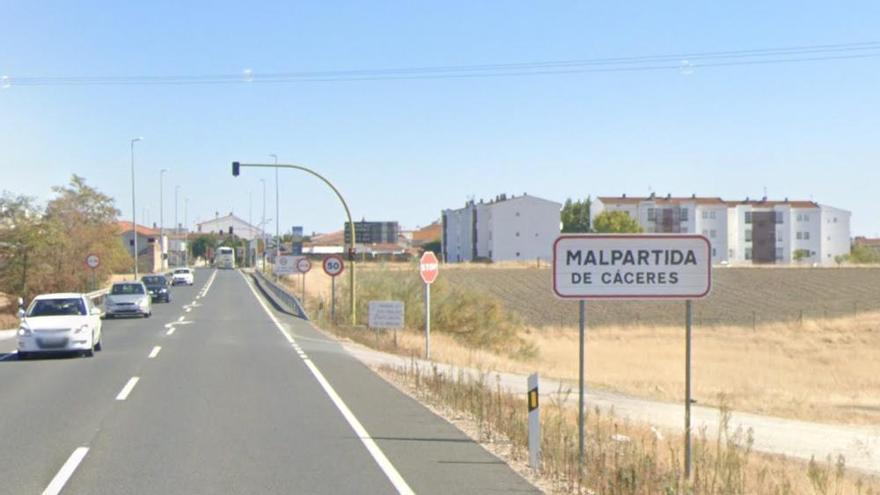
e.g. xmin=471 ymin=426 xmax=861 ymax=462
xmin=442 ymin=194 xmax=561 ymax=263
xmin=593 ymin=194 xmax=851 ymax=265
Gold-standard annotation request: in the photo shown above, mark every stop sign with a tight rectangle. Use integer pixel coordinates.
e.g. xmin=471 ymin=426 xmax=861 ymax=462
xmin=419 ymin=251 xmax=439 ymax=285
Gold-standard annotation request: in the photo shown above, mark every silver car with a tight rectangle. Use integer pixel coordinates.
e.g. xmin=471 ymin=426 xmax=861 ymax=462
xmin=104 ymin=282 xmax=152 ymax=318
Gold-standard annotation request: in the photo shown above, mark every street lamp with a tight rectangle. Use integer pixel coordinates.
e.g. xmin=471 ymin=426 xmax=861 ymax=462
xmin=260 ymin=178 xmax=267 ymax=270
xmin=174 ymin=185 xmax=180 ymax=266
xmin=269 ymin=154 xmax=280 ymax=268
xmin=130 ymin=137 xmax=143 ymax=279
xmin=160 ymin=168 xmax=167 ymax=270
xmin=184 ymin=197 xmax=189 ymax=266
xmin=232 ymin=160 xmax=358 ymax=325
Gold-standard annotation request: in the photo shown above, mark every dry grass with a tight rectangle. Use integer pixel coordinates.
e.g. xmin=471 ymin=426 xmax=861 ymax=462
xmin=324 ymin=311 xmax=880 ymax=425
xmin=378 ymin=359 xmax=880 ymax=495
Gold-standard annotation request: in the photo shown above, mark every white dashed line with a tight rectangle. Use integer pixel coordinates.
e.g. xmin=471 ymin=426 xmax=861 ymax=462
xmin=116 ymin=377 xmax=140 ymax=400
xmin=166 ymin=327 xmax=176 ymax=336
xmin=42 ymin=447 xmax=89 ymax=495
xmin=178 ymin=316 xmax=185 ymax=322
xmin=148 ymin=346 xmax=161 ymax=359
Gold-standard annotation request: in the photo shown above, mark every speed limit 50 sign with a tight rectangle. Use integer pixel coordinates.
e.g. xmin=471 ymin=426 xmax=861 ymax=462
xmin=322 ymin=255 xmax=345 ymax=277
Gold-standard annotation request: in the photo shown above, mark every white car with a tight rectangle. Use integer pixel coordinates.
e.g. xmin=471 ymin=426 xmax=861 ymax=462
xmin=171 ymin=268 xmax=194 ymax=286
xmin=17 ymin=293 xmax=103 ymax=358
xmin=104 ymin=282 xmax=152 ymax=318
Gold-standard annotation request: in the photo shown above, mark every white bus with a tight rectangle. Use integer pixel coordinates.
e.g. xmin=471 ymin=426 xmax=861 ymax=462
xmin=216 ymin=246 xmax=235 ymax=269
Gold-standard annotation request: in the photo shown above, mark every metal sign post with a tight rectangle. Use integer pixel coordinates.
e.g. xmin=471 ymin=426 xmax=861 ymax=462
xmin=295 ymin=257 xmax=312 ymax=305
xmin=685 ymin=299 xmax=693 ymax=478
xmin=323 ymin=255 xmax=345 ymax=325
xmin=553 ymin=234 xmax=712 ymax=479
xmin=85 ymin=254 xmax=100 ymax=292
xmin=419 ymin=252 xmax=439 ymax=359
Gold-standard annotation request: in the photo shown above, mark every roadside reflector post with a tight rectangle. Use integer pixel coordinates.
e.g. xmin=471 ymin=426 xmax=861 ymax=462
xmin=528 ymin=373 xmax=541 ymax=471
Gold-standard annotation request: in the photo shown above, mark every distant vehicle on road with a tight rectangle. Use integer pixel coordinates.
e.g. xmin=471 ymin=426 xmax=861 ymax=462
xmin=216 ymin=246 xmax=235 ymax=269
xmin=171 ymin=268 xmax=195 ymax=286
xmin=104 ymin=282 xmax=152 ymax=318
xmin=17 ymin=293 xmax=103 ymax=358
xmin=142 ymin=275 xmax=171 ymax=303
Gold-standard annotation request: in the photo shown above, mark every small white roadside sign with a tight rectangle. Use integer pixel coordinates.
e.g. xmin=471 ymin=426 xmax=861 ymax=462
xmin=553 ymin=235 xmax=712 ymax=299
xmin=274 ymin=255 xmax=297 ymax=275
xmin=368 ymin=301 xmax=405 ymax=329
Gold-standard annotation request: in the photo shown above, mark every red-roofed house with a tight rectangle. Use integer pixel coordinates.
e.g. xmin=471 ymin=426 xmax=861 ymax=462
xmin=117 ymin=221 xmax=163 ymax=273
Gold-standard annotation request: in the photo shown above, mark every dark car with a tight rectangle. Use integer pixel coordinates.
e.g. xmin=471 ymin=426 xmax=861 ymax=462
xmin=141 ymin=275 xmax=171 ymax=303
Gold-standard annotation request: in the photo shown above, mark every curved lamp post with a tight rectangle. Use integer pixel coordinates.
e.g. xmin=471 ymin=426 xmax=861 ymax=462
xmin=232 ymin=161 xmax=357 ymax=325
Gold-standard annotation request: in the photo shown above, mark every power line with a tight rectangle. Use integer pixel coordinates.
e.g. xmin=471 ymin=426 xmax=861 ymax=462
xmin=3 ymin=41 xmax=879 ymax=87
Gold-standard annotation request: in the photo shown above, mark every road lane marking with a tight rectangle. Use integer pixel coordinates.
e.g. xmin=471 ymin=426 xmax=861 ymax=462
xmin=116 ymin=377 xmax=140 ymax=401
xmin=178 ymin=316 xmax=185 ymax=322
xmin=0 ymin=351 xmax=18 ymax=361
xmin=166 ymin=327 xmax=176 ymax=336
xmin=42 ymin=447 xmax=89 ymax=495
xmin=185 ymin=308 xmax=192 ymax=313
xmin=240 ymin=271 xmax=414 ymax=495
xmin=149 ymin=346 xmax=161 ymax=358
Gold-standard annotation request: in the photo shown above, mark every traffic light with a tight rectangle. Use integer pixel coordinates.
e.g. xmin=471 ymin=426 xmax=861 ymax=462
xmin=232 ymin=161 xmax=240 ymax=176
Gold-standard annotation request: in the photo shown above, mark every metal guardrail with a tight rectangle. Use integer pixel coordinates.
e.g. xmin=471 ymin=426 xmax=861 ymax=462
xmin=86 ymin=288 xmax=110 ymax=313
xmin=252 ymin=270 xmax=310 ymax=320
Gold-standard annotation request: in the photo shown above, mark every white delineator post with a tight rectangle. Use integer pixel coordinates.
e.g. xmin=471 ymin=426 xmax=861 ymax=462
xmin=419 ymin=251 xmax=439 ymax=359
xmin=528 ymin=373 xmax=540 ymax=470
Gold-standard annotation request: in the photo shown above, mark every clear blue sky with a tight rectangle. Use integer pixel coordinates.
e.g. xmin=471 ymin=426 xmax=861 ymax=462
xmin=2 ymin=1 xmax=878 ymax=236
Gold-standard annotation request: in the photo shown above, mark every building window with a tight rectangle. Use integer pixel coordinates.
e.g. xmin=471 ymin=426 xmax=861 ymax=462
xmin=745 ymin=212 xmax=752 ymax=224
xmin=796 ymin=213 xmax=803 ymax=222
xmin=745 ymin=229 xmax=752 ymax=242
xmin=710 ymin=229 xmax=717 ymax=239
xmin=516 ymin=252 xmax=520 ymax=257
xmin=775 ymin=211 xmax=783 ymax=224
xmin=648 ymin=208 xmax=656 ymax=221
xmin=515 ymin=232 xmax=520 ymax=237
xmin=712 ymin=247 xmax=717 ymax=257
xmin=745 ymin=250 xmax=752 ymax=260
xmin=728 ymin=249 xmax=734 ymax=258
xmin=804 ymin=232 xmax=810 ymax=240
xmin=776 ymin=247 xmax=783 ymax=260
xmin=796 ymin=232 xmax=803 ymax=240
xmin=803 ymin=214 xmax=809 ymax=222
xmin=833 ymin=217 xmax=838 ymax=223
xmin=680 ymin=208 xmax=688 ymax=221
xmin=701 ymin=210 xmax=708 ymax=219
xmin=709 ymin=210 xmax=716 ymax=219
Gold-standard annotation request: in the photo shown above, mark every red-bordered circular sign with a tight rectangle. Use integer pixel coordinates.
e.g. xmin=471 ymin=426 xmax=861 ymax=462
xmin=322 ymin=255 xmax=345 ymax=277
xmin=85 ymin=254 xmax=100 ymax=269
xmin=296 ymin=257 xmax=312 ymax=274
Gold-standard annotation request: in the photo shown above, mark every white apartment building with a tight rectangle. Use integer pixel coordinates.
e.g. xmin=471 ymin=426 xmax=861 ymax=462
xmin=593 ymin=194 xmax=851 ymax=265
xmin=442 ymin=194 xmax=562 ymax=263
xmin=196 ymin=213 xmax=262 ymax=241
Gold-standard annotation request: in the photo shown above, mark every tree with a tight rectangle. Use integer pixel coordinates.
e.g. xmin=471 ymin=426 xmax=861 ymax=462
xmin=849 ymin=245 xmax=880 ymax=264
xmin=191 ymin=235 xmax=218 ymax=259
xmin=592 ymin=210 xmax=643 ymax=233
xmin=0 ymin=176 xmax=129 ymax=302
xmin=561 ymin=197 xmax=591 ymax=233
xmin=793 ymin=249 xmax=811 ymax=262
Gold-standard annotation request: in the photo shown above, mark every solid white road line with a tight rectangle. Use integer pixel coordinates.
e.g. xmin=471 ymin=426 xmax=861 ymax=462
xmin=166 ymin=327 xmax=176 ymax=336
xmin=116 ymin=377 xmax=140 ymax=401
xmin=240 ymin=271 xmax=415 ymax=495
xmin=42 ymin=447 xmax=89 ymax=495
xmin=148 ymin=346 xmax=161 ymax=359
xmin=0 ymin=350 xmax=18 ymax=361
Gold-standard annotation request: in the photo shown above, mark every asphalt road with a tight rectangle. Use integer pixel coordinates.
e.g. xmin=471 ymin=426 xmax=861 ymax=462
xmin=0 ymin=269 xmax=537 ymax=494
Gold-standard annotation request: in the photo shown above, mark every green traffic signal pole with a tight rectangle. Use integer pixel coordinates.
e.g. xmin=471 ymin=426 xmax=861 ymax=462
xmin=232 ymin=162 xmax=357 ymax=325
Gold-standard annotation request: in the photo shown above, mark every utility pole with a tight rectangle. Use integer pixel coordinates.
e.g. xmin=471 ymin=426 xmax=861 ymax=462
xmin=184 ymin=197 xmax=189 ymax=266
xmin=261 ymin=178 xmax=266 ymax=270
